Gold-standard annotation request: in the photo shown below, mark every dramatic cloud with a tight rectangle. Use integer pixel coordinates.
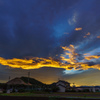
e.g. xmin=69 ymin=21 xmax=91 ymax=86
xmin=97 ymin=36 xmax=100 ymax=38
xmin=86 ymin=32 xmax=90 ymax=36
xmin=74 ymin=28 xmax=82 ymax=31
xmin=84 ymin=55 xmax=100 ymax=60
xmin=0 ymin=44 xmax=100 ymax=71
xmin=0 ymin=0 xmax=100 ymax=85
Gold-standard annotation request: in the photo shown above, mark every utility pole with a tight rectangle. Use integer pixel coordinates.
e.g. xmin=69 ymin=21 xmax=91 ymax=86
xmin=73 ymin=83 xmax=75 ymax=87
xmin=9 ymin=76 xmax=10 ymax=81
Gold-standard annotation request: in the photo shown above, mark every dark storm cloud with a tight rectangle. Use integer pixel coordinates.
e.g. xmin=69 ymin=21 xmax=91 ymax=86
xmin=85 ymin=62 xmax=96 ymax=66
xmin=76 ymin=0 xmax=100 ymax=52
xmin=0 ymin=0 xmax=100 ymax=58
xmin=0 ymin=0 xmax=100 ymax=85
xmin=59 ymin=0 xmax=100 ymax=54
xmin=0 ymin=0 xmax=79 ymax=59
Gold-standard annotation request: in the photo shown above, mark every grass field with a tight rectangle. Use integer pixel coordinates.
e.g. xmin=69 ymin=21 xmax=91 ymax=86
xmin=1 ymin=92 xmax=100 ymax=99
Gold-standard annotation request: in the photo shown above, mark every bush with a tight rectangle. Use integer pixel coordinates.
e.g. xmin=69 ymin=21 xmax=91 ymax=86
xmin=71 ymin=89 xmax=76 ymax=92
xmin=30 ymin=90 xmax=36 ymax=93
xmin=78 ymin=90 xmax=82 ymax=92
xmin=82 ymin=89 xmax=90 ymax=92
xmin=66 ymin=89 xmax=76 ymax=92
xmin=18 ymin=89 xmax=26 ymax=93
xmin=12 ymin=89 xmax=16 ymax=93
xmin=52 ymin=87 xmax=59 ymax=92
xmin=3 ymin=90 xmax=6 ymax=93
xmin=45 ymin=88 xmax=51 ymax=92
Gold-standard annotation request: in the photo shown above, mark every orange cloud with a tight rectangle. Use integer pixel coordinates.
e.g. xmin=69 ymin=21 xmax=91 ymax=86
xmin=84 ymin=55 xmax=100 ymax=60
xmin=83 ymin=53 xmax=90 ymax=56
xmin=83 ymin=36 xmax=87 ymax=38
xmin=0 ymin=57 xmax=62 ymax=69
xmin=97 ymin=36 xmax=100 ymax=38
xmin=75 ymin=28 xmax=82 ymax=31
xmin=83 ymin=32 xmax=90 ymax=38
xmin=61 ymin=44 xmax=78 ymax=64
xmin=0 ymin=45 xmax=100 ymax=71
xmin=86 ymin=32 xmax=90 ymax=35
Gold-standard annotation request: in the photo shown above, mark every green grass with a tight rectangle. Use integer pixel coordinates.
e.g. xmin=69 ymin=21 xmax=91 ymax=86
xmin=0 ymin=93 xmax=35 ymax=96
xmin=1 ymin=92 xmax=100 ymax=99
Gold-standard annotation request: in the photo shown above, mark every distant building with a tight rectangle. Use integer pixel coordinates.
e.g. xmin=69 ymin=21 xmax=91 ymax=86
xmin=74 ymin=86 xmax=100 ymax=92
xmin=56 ymin=80 xmax=70 ymax=92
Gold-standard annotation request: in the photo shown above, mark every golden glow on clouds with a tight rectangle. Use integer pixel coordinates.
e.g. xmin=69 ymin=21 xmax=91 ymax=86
xmin=61 ymin=45 xmax=78 ymax=64
xmin=75 ymin=27 xmax=82 ymax=31
xmin=83 ymin=36 xmax=87 ymax=38
xmin=84 ymin=55 xmax=100 ymax=60
xmin=61 ymin=45 xmax=100 ymax=70
xmin=97 ymin=36 xmax=100 ymax=38
xmin=83 ymin=32 xmax=91 ymax=38
xmin=0 ymin=57 xmax=62 ymax=69
xmin=0 ymin=45 xmax=100 ymax=70
xmin=86 ymin=32 xmax=90 ymax=35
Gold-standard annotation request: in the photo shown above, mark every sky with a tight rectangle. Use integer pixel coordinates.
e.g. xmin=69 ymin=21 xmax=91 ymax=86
xmin=0 ymin=0 xmax=100 ymax=86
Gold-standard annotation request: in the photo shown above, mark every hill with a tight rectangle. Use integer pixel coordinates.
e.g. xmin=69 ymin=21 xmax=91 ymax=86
xmin=20 ymin=76 xmax=45 ymax=87
xmin=7 ymin=77 xmax=29 ymax=85
xmin=6 ymin=76 xmax=45 ymax=87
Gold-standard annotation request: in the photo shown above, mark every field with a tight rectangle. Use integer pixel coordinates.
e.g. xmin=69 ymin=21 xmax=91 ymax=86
xmin=1 ymin=92 xmax=100 ymax=100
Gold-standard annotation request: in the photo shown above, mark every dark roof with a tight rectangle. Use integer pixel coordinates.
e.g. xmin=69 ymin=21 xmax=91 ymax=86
xmin=56 ymin=84 xmax=66 ymax=88
xmin=57 ymin=80 xmax=70 ymax=84
xmin=50 ymin=82 xmax=56 ymax=86
xmin=6 ymin=77 xmax=45 ymax=86
xmin=6 ymin=77 xmax=29 ymax=85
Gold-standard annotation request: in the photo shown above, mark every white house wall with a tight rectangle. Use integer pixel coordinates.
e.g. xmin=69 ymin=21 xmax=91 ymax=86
xmin=58 ymin=85 xmax=66 ymax=92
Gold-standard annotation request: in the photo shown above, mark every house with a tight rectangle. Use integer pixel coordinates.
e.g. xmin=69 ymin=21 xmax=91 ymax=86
xmin=6 ymin=77 xmax=32 ymax=93
xmin=6 ymin=77 xmax=45 ymax=92
xmin=74 ymin=86 xmax=100 ymax=92
xmin=56 ymin=80 xmax=70 ymax=92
